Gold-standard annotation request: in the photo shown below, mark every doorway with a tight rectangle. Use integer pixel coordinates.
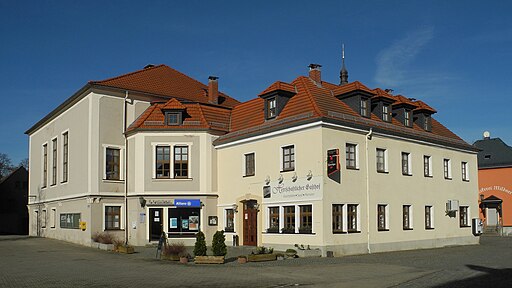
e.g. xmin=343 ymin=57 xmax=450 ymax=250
xmin=243 ymin=200 xmax=258 ymax=246
xmin=487 ymin=208 xmax=498 ymax=226
xmin=149 ymin=208 xmax=163 ymax=241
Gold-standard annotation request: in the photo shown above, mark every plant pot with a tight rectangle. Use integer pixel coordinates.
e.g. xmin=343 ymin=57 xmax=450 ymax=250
xmin=238 ymin=257 xmax=247 ymax=264
xmin=194 ymin=255 xmax=225 ymax=264
xmin=180 ymin=257 xmax=189 ymax=264
xmin=162 ymin=255 xmax=180 ymax=261
xmin=247 ymin=254 xmax=277 ymax=262
xmin=117 ymin=245 xmax=135 ymax=254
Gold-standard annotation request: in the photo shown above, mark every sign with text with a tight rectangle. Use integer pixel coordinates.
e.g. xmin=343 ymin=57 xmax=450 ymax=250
xmin=174 ymin=199 xmax=201 ymax=207
xmin=263 ymin=176 xmax=323 ymax=203
xmin=327 ymin=149 xmax=340 ymax=183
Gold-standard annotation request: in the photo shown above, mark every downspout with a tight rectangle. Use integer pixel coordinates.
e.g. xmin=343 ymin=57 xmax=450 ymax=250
xmin=365 ymin=128 xmax=373 ymax=254
xmin=123 ymin=91 xmax=129 ymax=245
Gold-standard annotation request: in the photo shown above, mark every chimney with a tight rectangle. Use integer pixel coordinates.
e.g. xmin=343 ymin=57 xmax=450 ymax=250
xmin=308 ymin=64 xmax=322 ymax=83
xmin=208 ymin=76 xmax=219 ymax=104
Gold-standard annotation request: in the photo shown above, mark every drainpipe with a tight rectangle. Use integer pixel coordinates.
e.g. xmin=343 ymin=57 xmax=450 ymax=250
xmin=123 ymin=91 xmax=129 ymax=245
xmin=365 ymin=128 xmax=373 ymax=254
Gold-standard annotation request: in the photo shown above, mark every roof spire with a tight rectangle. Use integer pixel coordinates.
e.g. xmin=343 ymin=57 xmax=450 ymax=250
xmin=340 ymin=43 xmax=349 ymax=85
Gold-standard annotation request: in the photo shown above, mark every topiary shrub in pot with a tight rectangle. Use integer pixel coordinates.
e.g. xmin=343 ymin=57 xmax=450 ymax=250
xmin=193 ymin=231 xmax=207 ymax=257
xmin=211 ymin=230 xmax=227 ymax=257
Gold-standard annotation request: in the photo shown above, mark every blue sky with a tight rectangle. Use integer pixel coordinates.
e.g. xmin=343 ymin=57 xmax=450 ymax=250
xmin=1 ymin=0 xmax=511 ymax=164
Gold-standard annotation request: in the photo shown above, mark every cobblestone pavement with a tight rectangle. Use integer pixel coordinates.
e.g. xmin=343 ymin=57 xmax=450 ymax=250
xmin=1 ymin=236 xmax=511 ymax=287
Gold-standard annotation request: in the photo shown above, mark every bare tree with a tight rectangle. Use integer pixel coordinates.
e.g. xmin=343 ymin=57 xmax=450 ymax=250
xmin=0 ymin=153 xmax=14 ymax=179
xmin=19 ymin=158 xmax=29 ymax=170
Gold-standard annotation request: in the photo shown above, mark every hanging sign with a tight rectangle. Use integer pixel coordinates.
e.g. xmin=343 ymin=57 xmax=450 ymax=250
xmin=327 ymin=149 xmax=340 ymax=183
xmin=174 ymin=199 xmax=201 ymax=207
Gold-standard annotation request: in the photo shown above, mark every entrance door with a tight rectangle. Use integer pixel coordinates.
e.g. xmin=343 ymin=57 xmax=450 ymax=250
xmin=487 ymin=208 xmax=498 ymax=226
xmin=243 ymin=201 xmax=258 ymax=246
xmin=149 ymin=208 xmax=163 ymax=241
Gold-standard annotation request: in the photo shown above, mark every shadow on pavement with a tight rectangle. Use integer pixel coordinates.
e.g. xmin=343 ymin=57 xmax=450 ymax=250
xmin=434 ymin=264 xmax=512 ymax=288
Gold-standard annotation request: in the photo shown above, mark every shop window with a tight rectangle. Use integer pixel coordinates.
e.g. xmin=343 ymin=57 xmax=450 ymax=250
xmin=60 ymin=213 xmax=80 ymax=229
xmin=225 ymin=209 xmax=234 ymax=232
xmin=460 ymin=206 xmax=470 ymax=227
xmin=267 ymin=207 xmax=280 ymax=233
xmin=105 ymin=206 xmax=121 ymax=230
xmin=332 ymin=204 xmax=344 ymax=233
xmin=282 ymin=206 xmax=295 ymax=233
xmin=299 ymin=205 xmax=312 ymax=234
xmin=403 ymin=205 xmax=413 ymax=230
xmin=174 ymin=146 xmax=188 ymax=178
xmin=168 ymin=208 xmax=200 ymax=237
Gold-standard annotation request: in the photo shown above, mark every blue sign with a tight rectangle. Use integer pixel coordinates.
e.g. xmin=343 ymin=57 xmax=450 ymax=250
xmin=174 ymin=199 xmax=201 ymax=207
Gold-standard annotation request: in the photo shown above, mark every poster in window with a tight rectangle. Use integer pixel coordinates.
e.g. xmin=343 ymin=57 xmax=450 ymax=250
xmin=189 ymin=216 xmax=199 ymax=230
xmin=182 ymin=219 xmax=189 ymax=229
xmin=169 ymin=217 xmax=178 ymax=229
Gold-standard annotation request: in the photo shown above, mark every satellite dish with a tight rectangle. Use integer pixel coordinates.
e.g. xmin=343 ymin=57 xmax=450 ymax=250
xmin=483 ymin=131 xmax=490 ymax=139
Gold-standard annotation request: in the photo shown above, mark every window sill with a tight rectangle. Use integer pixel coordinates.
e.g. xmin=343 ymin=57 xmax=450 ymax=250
xmin=444 ymin=177 xmax=452 ymax=180
xmin=105 ymin=229 xmax=124 ymax=231
xmin=460 ymin=226 xmax=471 ymax=228
xmin=403 ymin=228 xmax=413 ymax=231
xmin=152 ymin=178 xmax=193 ymax=181
xmin=424 ymin=175 xmax=433 ymax=178
xmin=377 ymin=170 xmax=389 ymax=174
xmin=332 ymin=231 xmax=347 ymax=234
xmin=463 ymin=179 xmax=470 ymax=182
xmin=102 ymin=179 xmax=124 ymax=183
xmin=280 ymin=169 xmax=295 ymax=173
xmin=347 ymin=231 xmax=361 ymax=234
xmin=346 ymin=167 xmax=359 ymax=171
xmin=402 ymin=173 xmax=412 ymax=176
xmin=243 ymin=174 xmax=255 ymax=178
xmin=60 ymin=181 xmax=68 ymax=185
xmin=425 ymin=227 xmax=435 ymax=230
xmin=378 ymin=229 xmax=389 ymax=232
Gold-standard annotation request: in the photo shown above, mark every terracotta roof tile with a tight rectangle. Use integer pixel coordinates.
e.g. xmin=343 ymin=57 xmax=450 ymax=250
xmin=332 ymin=81 xmax=375 ymax=96
xmin=372 ymin=88 xmax=396 ymax=102
xmin=413 ymin=100 xmax=437 ymax=113
xmin=90 ymin=64 xmax=240 ymax=108
xmin=161 ymin=98 xmax=186 ymax=110
xmin=258 ymin=81 xmax=296 ymax=96
xmin=392 ymin=95 xmax=418 ymax=107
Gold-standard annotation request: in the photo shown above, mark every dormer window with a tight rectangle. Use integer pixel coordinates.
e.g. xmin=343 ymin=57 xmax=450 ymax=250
xmin=266 ymin=97 xmax=277 ymax=119
xmin=360 ymin=98 xmax=369 ymax=117
xmin=382 ymin=104 xmax=390 ymax=122
xmin=404 ymin=110 xmax=412 ymax=127
xmin=165 ymin=112 xmax=182 ymax=125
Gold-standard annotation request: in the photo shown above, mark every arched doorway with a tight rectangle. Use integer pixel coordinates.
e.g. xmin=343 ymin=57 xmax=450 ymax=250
xmin=242 ymin=200 xmax=258 ymax=246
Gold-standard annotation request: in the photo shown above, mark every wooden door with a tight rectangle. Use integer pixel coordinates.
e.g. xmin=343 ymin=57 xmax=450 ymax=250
xmin=243 ymin=201 xmax=258 ymax=246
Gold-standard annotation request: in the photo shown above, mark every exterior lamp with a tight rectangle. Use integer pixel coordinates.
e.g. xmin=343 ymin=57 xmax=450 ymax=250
xmin=278 ymin=174 xmax=284 ymax=183
xmin=306 ymin=170 xmax=313 ymax=181
xmin=232 ymin=203 xmax=238 ymax=213
xmin=139 ymin=196 xmax=146 ymax=208
xmin=253 ymin=203 xmax=260 ymax=211
xmin=479 ymin=194 xmax=484 ymax=202
xmin=265 ymin=175 xmax=271 ymax=185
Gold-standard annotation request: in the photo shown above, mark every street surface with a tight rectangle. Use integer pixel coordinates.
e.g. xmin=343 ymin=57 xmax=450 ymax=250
xmin=1 ymin=235 xmax=511 ymax=287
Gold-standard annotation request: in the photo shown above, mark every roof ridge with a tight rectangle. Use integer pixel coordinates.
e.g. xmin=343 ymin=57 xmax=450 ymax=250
xmin=296 ymin=76 xmax=323 ymax=117
xmin=89 ymin=64 xmax=166 ymax=84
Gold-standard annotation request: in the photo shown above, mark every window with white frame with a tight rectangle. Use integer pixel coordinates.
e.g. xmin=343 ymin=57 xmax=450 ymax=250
xmin=225 ymin=208 xmax=234 ymax=232
xmin=376 ymin=148 xmax=387 ymax=173
xmin=268 ymin=207 xmax=280 ymax=233
xmin=461 ymin=162 xmax=469 ymax=181
xmin=173 ymin=146 xmax=188 ymax=178
xmin=267 ymin=97 xmax=276 ymax=119
xmin=244 ymin=153 xmax=255 ymax=177
xmin=51 ymin=138 xmax=57 ymax=186
xmin=332 ymin=204 xmax=344 ymax=233
xmin=382 ymin=104 xmax=390 ymax=122
xmin=443 ymin=158 xmax=452 ymax=179
xmin=104 ymin=205 xmax=121 ymax=230
xmin=156 ymin=146 xmax=171 ymax=178
xmin=282 ymin=145 xmax=295 ymax=172
xmin=42 ymin=209 xmax=47 ymax=228
xmin=62 ymin=132 xmax=68 ymax=183
xmin=50 ymin=208 xmax=56 ymax=228
xmin=299 ymin=205 xmax=312 ymax=234
xmin=283 ymin=206 xmax=295 ymax=233
xmin=347 ymin=204 xmax=359 ymax=233
xmin=403 ymin=205 xmax=413 ymax=230
xmin=105 ymin=147 xmax=121 ymax=180
xmin=42 ymin=143 xmax=48 ymax=188
xmin=401 ymin=152 xmax=412 ymax=175
xmin=346 ymin=143 xmax=358 ymax=169
xmin=404 ymin=109 xmax=412 ymax=127
xmin=460 ymin=206 xmax=470 ymax=227
xmin=377 ymin=204 xmax=389 ymax=231
xmin=425 ymin=206 xmax=434 ymax=229
xmin=424 ymin=155 xmax=432 ymax=177
xmin=153 ymin=143 xmax=192 ymax=179
xmin=360 ymin=98 xmax=369 ymax=117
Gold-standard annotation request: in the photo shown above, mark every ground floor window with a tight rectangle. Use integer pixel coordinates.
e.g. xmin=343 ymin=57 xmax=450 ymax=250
xmin=347 ymin=204 xmax=359 ymax=233
xmin=332 ymin=204 xmax=344 ymax=233
xmin=460 ymin=206 xmax=470 ymax=227
xmin=403 ymin=205 xmax=413 ymax=230
xmin=283 ymin=206 xmax=295 ymax=233
xmin=299 ymin=205 xmax=312 ymax=234
xmin=225 ymin=208 xmax=234 ymax=232
xmin=50 ymin=208 xmax=56 ymax=228
xmin=377 ymin=204 xmax=389 ymax=231
xmin=425 ymin=206 xmax=434 ymax=229
xmin=41 ymin=210 xmax=47 ymax=228
xmin=168 ymin=208 xmax=200 ymax=237
xmin=60 ymin=213 xmax=81 ymax=229
xmin=267 ymin=207 xmax=280 ymax=233
xmin=105 ymin=206 xmax=121 ymax=230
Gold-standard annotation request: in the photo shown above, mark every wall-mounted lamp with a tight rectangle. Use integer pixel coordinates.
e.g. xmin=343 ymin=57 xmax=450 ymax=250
xmin=232 ymin=203 xmax=238 ymax=213
xmin=278 ymin=174 xmax=284 ymax=184
xmin=139 ymin=196 xmax=146 ymax=208
xmin=306 ymin=170 xmax=313 ymax=181
xmin=253 ymin=203 xmax=260 ymax=211
xmin=265 ymin=175 xmax=271 ymax=185
xmin=291 ymin=172 xmax=298 ymax=182
xmin=479 ymin=194 xmax=484 ymax=202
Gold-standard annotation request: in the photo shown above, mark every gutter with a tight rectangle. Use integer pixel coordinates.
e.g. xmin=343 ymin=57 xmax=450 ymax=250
xmin=365 ymin=128 xmax=373 ymax=254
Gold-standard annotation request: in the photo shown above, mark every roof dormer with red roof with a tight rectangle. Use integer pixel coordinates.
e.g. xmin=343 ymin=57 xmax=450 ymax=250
xmin=392 ymin=95 xmax=418 ymax=128
xmin=412 ymin=100 xmax=437 ymax=132
xmin=333 ymin=81 xmax=376 ymax=118
xmin=258 ymin=80 xmax=296 ymax=120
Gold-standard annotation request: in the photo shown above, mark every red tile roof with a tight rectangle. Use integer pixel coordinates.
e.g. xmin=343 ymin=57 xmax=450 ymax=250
xmin=258 ymin=81 xmax=296 ymax=96
xmin=413 ymin=100 xmax=437 ymax=113
xmin=161 ymin=98 xmax=186 ymax=110
xmin=332 ymin=81 xmax=375 ymax=96
xmin=90 ymin=64 xmax=240 ymax=108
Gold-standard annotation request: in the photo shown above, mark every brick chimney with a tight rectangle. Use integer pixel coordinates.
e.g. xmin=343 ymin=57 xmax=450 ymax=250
xmin=308 ymin=64 xmax=322 ymax=83
xmin=208 ymin=76 xmax=219 ymax=104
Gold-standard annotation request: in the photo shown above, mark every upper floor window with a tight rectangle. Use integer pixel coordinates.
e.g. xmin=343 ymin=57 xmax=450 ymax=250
xmin=42 ymin=144 xmax=48 ymax=188
xmin=425 ymin=206 xmax=434 ymax=229
xmin=443 ymin=158 xmax=451 ymax=179
xmin=332 ymin=204 xmax=344 ymax=233
xmin=165 ymin=112 xmax=182 ymax=125
xmin=460 ymin=206 xmax=470 ymax=227
xmin=376 ymin=148 xmax=387 ymax=173
xmin=401 ymin=152 xmax=411 ymax=175
xmin=174 ymin=146 xmax=189 ymax=178
xmin=244 ymin=153 xmax=255 ymax=177
xmin=423 ymin=155 xmax=432 ymax=177
xmin=106 ymin=148 xmax=121 ymax=180
xmin=282 ymin=145 xmax=295 ymax=172
xmin=267 ymin=97 xmax=276 ymax=119
xmin=461 ymin=162 xmax=469 ymax=181
xmin=156 ymin=146 xmax=171 ymax=178
xmin=423 ymin=115 xmax=431 ymax=131
xmin=62 ymin=132 xmax=68 ymax=183
xmin=382 ymin=104 xmax=390 ymax=122
xmin=404 ymin=110 xmax=411 ymax=127
xmin=360 ymin=99 xmax=369 ymax=117
xmin=346 ymin=143 xmax=357 ymax=169
xmin=377 ymin=204 xmax=389 ymax=231
xmin=52 ymin=138 xmax=57 ymax=186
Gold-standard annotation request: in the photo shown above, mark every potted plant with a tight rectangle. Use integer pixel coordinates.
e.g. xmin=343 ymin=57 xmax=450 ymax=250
xmin=179 ymin=251 xmax=190 ymax=264
xmin=285 ymin=248 xmax=297 ymax=258
xmin=276 ymin=253 xmax=285 ymax=260
xmin=114 ymin=239 xmax=135 ymax=254
xmin=193 ymin=231 xmax=207 ymax=257
xmin=298 ymin=225 xmax=312 ymax=234
xmin=195 ymin=230 xmax=227 ymax=264
xmin=237 ymin=255 xmax=247 ymax=264
xmin=266 ymin=226 xmax=279 ymax=233
xmin=91 ymin=232 xmax=117 ymax=251
xmin=247 ymin=246 xmax=277 ymax=262
xmin=162 ymin=242 xmax=186 ymax=261
xmin=281 ymin=226 xmax=295 ymax=234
